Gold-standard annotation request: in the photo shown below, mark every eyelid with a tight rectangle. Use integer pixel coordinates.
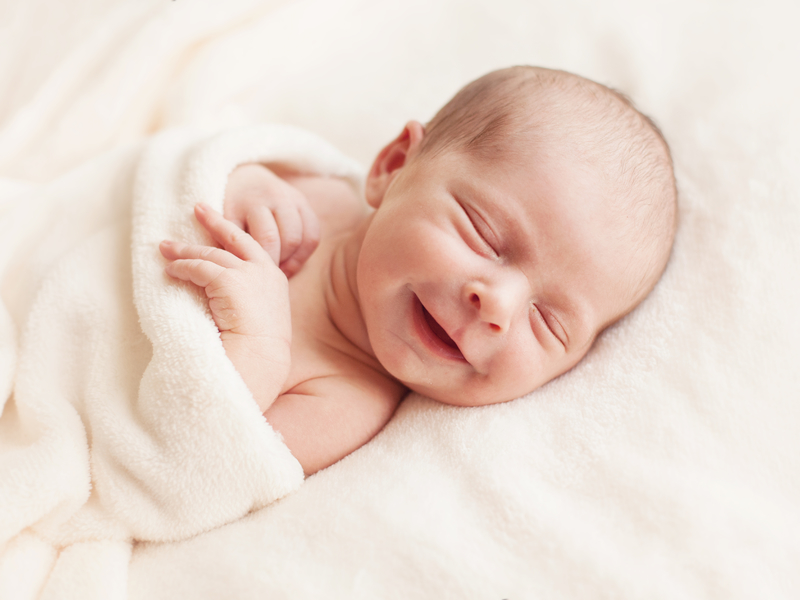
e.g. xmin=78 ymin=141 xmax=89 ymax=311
xmin=531 ymin=304 xmax=567 ymax=349
xmin=460 ymin=202 xmax=499 ymax=257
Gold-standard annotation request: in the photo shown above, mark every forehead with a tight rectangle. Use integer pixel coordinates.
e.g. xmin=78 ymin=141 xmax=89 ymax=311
xmin=439 ymin=147 xmax=634 ymax=339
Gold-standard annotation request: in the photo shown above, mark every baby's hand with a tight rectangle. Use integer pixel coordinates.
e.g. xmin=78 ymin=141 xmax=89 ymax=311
xmin=160 ymin=203 xmax=291 ymax=412
xmin=223 ymin=163 xmax=320 ymax=278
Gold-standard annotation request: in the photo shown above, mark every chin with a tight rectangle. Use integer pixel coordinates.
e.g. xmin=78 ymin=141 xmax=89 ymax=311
xmin=402 ymin=380 xmax=504 ymax=407
xmin=409 ymin=372 xmax=549 ymax=407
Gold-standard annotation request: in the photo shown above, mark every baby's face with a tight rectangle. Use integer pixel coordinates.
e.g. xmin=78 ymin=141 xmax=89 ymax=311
xmin=357 ymin=131 xmax=636 ymax=406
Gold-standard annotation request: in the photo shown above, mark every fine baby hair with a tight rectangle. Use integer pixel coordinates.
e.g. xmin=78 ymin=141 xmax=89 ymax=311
xmin=421 ymin=66 xmax=678 ymax=320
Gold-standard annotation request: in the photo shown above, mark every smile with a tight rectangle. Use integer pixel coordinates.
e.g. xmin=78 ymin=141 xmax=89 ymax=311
xmin=412 ymin=294 xmax=466 ymax=362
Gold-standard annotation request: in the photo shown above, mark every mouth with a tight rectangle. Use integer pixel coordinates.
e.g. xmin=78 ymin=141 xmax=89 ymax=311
xmin=413 ymin=295 xmax=466 ymax=362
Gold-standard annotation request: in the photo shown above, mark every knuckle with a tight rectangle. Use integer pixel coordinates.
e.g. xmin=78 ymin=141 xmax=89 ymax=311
xmin=227 ymin=228 xmax=253 ymax=250
xmin=227 ymin=229 xmax=243 ymax=245
xmin=282 ymin=229 xmax=303 ymax=249
xmin=260 ymin=229 xmax=280 ymax=246
xmin=260 ymin=231 xmax=281 ymax=247
xmin=198 ymin=246 xmax=216 ymax=260
xmin=273 ymin=189 xmax=305 ymax=209
xmin=287 ymin=190 xmax=307 ymax=206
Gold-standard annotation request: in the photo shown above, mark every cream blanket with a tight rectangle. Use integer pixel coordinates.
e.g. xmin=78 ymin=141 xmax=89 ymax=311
xmin=0 ymin=124 xmax=361 ymax=599
xmin=1 ymin=0 xmax=799 ymax=598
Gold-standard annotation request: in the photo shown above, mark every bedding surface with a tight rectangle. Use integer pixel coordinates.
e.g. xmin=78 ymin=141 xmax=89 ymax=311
xmin=1 ymin=0 xmax=799 ymax=598
xmin=0 ymin=123 xmax=364 ymax=599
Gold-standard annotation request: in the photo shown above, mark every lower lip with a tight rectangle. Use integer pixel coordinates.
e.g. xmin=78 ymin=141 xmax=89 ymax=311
xmin=411 ymin=295 xmax=466 ymax=362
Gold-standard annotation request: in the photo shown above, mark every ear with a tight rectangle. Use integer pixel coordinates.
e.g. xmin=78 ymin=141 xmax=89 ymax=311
xmin=365 ymin=120 xmax=425 ymax=208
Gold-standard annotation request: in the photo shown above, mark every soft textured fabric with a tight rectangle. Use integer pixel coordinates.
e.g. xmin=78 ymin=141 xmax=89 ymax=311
xmin=0 ymin=123 xmax=362 ymax=599
xmin=0 ymin=0 xmax=798 ymax=598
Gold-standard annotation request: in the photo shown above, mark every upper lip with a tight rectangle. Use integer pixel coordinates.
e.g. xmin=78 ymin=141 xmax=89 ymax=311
xmin=416 ymin=295 xmax=468 ymax=363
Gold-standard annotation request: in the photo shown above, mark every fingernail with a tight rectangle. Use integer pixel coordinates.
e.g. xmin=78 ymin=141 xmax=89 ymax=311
xmin=195 ymin=203 xmax=208 ymax=213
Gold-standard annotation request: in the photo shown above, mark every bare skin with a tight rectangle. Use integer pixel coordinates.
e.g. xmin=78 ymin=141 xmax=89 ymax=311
xmin=260 ymin=169 xmax=406 ymax=476
xmin=160 ymin=121 xmax=640 ymax=476
xmin=161 ymin=164 xmax=406 ymax=476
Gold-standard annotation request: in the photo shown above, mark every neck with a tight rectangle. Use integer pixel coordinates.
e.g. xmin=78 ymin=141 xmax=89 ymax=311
xmin=323 ymin=215 xmax=376 ymax=361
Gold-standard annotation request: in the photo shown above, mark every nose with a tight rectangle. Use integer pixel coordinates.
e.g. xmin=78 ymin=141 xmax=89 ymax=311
xmin=464 ymin=274 xmax=527 ymax=333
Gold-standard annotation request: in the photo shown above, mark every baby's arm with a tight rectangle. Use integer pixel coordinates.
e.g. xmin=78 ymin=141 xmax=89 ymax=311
xmin=265 ymin=375 xmax=404 ymax=476
xmin=160 ymin=204 xmax=291 ymax=413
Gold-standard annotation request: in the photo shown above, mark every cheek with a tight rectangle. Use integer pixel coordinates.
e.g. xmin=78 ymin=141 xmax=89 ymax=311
xmin=368 ymin=219 xmax=454 ymax=281
xmin=490 ymin=331 xmax=551 ymax=395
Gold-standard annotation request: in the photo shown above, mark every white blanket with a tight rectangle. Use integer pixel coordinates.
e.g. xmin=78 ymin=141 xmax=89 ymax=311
xmin=0 ymin=124 xmax=363 ymax=598
xmin=1 ymin=0 xmax=799 ymax=598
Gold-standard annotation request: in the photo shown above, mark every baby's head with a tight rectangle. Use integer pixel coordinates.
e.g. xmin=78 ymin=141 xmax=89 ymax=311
xmin=357 ymin=66 xmax=677 ymax=406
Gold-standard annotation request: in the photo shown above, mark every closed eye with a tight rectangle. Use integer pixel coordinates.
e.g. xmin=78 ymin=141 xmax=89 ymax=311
xmin=531 ymin=304 xmax=566 ymax=349
xmin=460 ymin=202 xmax=498 ymax=257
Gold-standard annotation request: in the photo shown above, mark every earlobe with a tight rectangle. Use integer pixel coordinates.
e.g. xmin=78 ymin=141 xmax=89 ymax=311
xmin=365 ymin=120 xmax=425 ymax=208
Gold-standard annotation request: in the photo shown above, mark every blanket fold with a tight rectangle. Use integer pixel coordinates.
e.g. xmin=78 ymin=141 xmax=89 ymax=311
xmin=0 ymin=124 xmax=364 ymax=598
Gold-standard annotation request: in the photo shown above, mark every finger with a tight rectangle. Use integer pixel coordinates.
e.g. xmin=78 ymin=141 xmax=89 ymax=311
xmin=244 ymin=205 xmax=281 ymax=266
xmin=195 ymin=203 xmax=264 ymax=262
xmin=159 ymin=240 xmax=241 ymax=269
xmin=164 ymin=258 xmax=226 ymax=289
xmin=279 ymin=201 xmax=320 ymax=278
xmin=222 ymin=163 xmax=269 ymax=228
xmin=270 ymin=202 xmax=305 ymax=265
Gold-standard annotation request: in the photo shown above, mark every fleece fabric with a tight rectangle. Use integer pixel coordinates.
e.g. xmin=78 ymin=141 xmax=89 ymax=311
xmin=1 ymin=0 xmax=798 ymax=598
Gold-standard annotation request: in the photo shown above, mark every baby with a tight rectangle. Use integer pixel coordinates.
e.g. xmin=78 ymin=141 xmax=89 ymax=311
xmin=159 ymin=66 xmax=677 ymax=476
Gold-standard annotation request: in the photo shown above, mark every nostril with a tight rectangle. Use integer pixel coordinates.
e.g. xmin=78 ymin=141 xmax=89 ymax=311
xmin=489 ymin=323 xmax=501 ymax=333
xmin=470 ymin=293 xmax=480 ymax=307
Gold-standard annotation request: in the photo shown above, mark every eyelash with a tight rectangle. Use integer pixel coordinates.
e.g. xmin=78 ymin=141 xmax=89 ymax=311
xmin=531 ymin=304 xmax=565 ymax=348
xmin=456 ymin=199 xmax=566 ymax=348
xmin=461 ymin=204 xmax=498 ymax=257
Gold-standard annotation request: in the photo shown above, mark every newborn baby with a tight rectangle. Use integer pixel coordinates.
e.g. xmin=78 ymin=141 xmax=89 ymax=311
xmin=159 ymin=66 xmax=677 ymax=475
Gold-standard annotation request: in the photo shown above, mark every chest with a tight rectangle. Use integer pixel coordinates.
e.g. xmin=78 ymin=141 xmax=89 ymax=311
xmin=279 ymin=239 xmax=390 ymax=398
xmin=273 ymin=173 xmax=403 ymax=400
xmin=281 ymin=246 xmax=335 ymax=392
